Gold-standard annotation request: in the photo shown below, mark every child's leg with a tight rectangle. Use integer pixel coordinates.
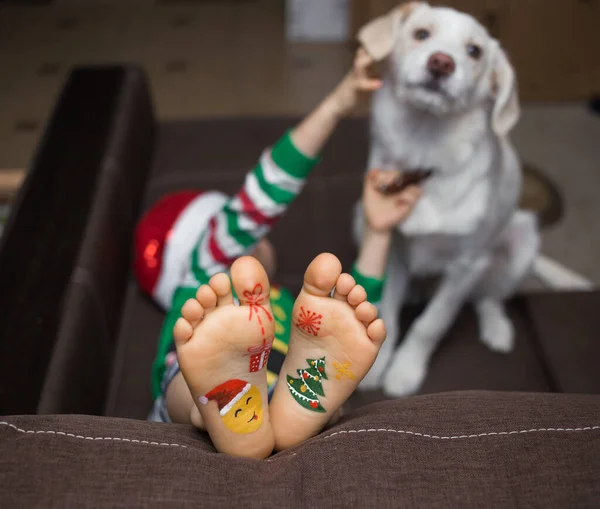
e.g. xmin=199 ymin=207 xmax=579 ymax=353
xmin=168 ymin=256 xmax=276 ymax=459
xmin=269 ymin=253 xmax=387 ymax=451
xmin=164 ymin=372 xmax=197 ymax=425
xmin=149 ymin=354 xmax=194 ymax=425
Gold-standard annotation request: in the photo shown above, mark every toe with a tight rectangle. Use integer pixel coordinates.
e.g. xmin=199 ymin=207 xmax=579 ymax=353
xmin=173 ymin=317 xmax=194 ymax=346
xmin=196 ymin=285 xmax=218 ymax=310
xmin=230 ymin=256 xmax=271 ymax=306
xmin=302 ymin=253 xmax=342 ymax=297
xmin=181 ymin=298 xmax=204 ymax=327
xmin=367 ymin=318 xmax=387 ymax=347
xmin=209 ymin=273 xmax=233 ymax=307
xmin=347 ymin=284 xmax=367 ymax=307
xmin=333 ymin=273 xmax=355 ymax=301
xmin=355 ymin=301 xmax=378 ymax=325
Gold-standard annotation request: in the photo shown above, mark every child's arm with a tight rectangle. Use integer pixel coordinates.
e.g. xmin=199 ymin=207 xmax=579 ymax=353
xmin=352 ymin=169 xmax=422 ymax=303
xmin=291 ymin=48 xmax=381 ymax=157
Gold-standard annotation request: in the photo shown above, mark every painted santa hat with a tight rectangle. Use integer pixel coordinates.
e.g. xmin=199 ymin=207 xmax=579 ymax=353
xmin=134 ymin=190 xmax=228 ymax=310
xmin=199 ymin=379 xmax=252 ymax=416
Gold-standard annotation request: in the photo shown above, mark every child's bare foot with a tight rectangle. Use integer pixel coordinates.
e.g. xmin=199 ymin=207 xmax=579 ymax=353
xmin=269 ymin=253 xmax=386 ymax=450
xmin=173 ymin=256 xmax=275 ymax=459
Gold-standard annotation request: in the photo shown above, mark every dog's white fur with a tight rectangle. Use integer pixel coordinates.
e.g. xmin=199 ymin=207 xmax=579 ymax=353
xmin=354 ymin=2 xmax=540 ymax=395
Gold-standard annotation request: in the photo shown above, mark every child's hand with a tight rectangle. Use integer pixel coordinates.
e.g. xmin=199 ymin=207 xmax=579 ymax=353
xmin=363 ymin=169 xmax=422 ymax=232
xmin=327 ymin=48 xmax=382 ymax=117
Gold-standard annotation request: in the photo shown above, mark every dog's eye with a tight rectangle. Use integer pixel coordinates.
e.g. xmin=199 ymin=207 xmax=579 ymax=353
xmin=413 ymin=28 xmax=430 ymax=41
xmin=466 ymin=43 xmax=482 ymax=60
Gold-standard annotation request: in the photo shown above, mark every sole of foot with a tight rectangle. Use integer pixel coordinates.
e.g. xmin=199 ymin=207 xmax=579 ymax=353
xmin=269 ymin=253 xmax=386 ymax=451
xmin=173 ymin=256 xmax=275 ymax=459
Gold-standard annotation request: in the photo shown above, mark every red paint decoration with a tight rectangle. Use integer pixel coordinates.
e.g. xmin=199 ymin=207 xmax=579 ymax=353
xmin=247 ymin=338 xmax=273 ymax=373
xmin=243 ymin=283 xmax=273 ymax=335
xmin=296 ymin=306 xmax=323 ymax=336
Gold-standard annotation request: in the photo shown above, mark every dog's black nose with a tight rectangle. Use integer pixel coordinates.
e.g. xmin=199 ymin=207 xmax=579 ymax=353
xmin=427 ymin=52 xmax=455 ymax=78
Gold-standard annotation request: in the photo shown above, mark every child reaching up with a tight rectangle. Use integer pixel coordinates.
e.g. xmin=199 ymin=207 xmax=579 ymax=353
xmin=167 ymin=170 xmax=421 ymax=458
xmin=134 ymin=49 xmax=421 ymax=458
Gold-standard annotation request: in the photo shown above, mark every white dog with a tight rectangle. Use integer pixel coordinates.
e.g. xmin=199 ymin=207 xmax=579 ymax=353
xmin=354 ymin=2 xmax=540 ymax=396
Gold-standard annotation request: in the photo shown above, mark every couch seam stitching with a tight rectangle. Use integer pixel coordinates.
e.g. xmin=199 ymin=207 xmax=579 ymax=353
xmin=0 ymin=422 xmax=188 ymax=448
xmin=322 ymin=425 xmax=600 ymax=440
xmin=3 ymin=421 xmax=598 ymax=447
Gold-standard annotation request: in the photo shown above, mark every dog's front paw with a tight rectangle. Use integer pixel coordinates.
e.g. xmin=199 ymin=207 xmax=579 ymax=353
xmin=480 ymin=313 xmax=514 ymax=353
xmin=359 ymin=368 xmax=384 ymax=390
xmin=382 ymin=346 xmax=427 ymax=396
xmin=358 ymin=343 xmax=393 ymax=391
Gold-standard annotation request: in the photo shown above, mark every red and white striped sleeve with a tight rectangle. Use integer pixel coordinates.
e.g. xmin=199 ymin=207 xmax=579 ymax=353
xmin=186 ymin=130 xmax=319 ymax=285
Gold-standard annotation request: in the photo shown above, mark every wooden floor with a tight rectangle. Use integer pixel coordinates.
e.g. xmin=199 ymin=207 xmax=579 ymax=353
xmin=0 ymin=0 xmax=356 ymax=174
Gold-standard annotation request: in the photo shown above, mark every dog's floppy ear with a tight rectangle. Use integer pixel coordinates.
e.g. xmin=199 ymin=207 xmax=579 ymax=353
xmin=357 ymin=2 xmax=423 ymax=61
xmin=490 ymin=44 xmax=520 ymax=136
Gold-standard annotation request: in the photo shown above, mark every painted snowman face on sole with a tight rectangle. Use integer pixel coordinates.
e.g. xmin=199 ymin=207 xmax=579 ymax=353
xmin=221 ymin=385 xmax=263 ymax=434
xmin=199 ymin=379 xmax=264 ymax=434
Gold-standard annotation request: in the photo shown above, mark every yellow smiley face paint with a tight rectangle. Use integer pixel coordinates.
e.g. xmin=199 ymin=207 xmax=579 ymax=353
xmin=199 ymin=379 xmax=264 ymax=434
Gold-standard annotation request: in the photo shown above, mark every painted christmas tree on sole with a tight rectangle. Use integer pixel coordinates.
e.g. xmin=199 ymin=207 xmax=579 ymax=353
xmin=287 ymin=357 xmax=328 ymax=413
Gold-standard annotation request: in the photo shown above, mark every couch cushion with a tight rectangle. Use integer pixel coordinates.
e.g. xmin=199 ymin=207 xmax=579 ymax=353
xmin=348 ymin=297 xmax=551 ymax=409
xmin=104 ymin=281 xmax=163 ymax=419
xmin=2 ymin=392 xmax=599 ymax=508
xmin=525 ymin=291 xmax=600 ymax=393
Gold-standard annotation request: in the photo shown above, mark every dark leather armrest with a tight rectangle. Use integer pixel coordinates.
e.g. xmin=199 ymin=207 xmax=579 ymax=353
xmin=0 ymin=66 xmax=155 ymax=415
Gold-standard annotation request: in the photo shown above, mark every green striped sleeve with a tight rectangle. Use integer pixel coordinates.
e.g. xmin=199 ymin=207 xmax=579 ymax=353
xmin=190 ymin=230 xmax=213 ymax=285
xmin=254 ymin=162 xmax=296 ymax=204
xmin=223 ymin=205 xmax=256 ymax=247
xmin=351 ymin=264 xmax=385 ymax=304
xmin=270 ymin=130 xmax=320 ymax=179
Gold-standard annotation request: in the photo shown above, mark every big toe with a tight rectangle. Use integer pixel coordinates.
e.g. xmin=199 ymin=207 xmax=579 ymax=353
xmin=231 ymin=256 xmax=271 ymax=305
xmin=302 ymin=253 xmax=342 ymax=297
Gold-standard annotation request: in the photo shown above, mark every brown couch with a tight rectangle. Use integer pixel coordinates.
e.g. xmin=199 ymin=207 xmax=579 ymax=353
xmin=0 ymin=67 xmax=599 ymax=507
